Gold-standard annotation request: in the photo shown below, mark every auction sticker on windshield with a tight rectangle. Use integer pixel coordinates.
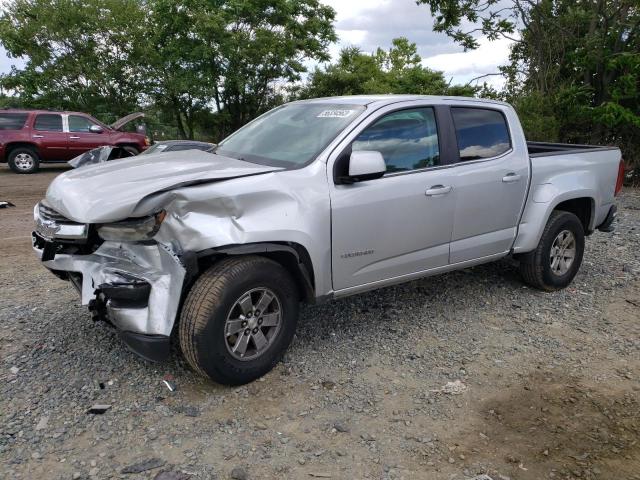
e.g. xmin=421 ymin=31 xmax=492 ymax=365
xmin=317 ymin=109 xmax=355 ymax=118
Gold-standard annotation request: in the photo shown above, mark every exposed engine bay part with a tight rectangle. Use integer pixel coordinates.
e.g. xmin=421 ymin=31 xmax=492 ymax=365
xmin=34 ymin=240 xmax=186 ymax=338
xmin=68 ymin=146 xmax=135 ymax=169
xmin=110 ymin=111 xmax=145 ymax=131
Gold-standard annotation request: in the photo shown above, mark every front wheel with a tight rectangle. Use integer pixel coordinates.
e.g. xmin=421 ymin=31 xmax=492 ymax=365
xmin=519 ymin=210 xmax=585 ymax=291
xmin=121 ymin=145 xmax=140 ymax=156
xmin=179 ymin=256 xmax=299 ymax=385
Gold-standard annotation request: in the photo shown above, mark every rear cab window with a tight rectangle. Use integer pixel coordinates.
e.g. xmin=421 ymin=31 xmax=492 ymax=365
xmin=0 ymin=113 xmax=28 ymax=130
xmin=34 ymin=114 xmax=63 ymax=132
xmin=451 ymin=107 xmax=511 ymax=161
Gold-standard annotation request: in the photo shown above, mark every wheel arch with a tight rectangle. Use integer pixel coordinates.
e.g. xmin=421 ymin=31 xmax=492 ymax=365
xmin=115 ymin=142 xmax=141 ymax=152
xmin=513 ymin=191 xmax=596 ymax=255
xmin=553 ymin=197 xmax=595 ymax=234
xmin=194 ymin=242 xmax=317 ymax=303
xmin=4 ymin=141 xmax=40 ymax=161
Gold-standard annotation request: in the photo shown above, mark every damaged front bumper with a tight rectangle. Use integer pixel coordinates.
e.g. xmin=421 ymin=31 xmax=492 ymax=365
xmin=32 ymin=233 xmax=186 ymax=361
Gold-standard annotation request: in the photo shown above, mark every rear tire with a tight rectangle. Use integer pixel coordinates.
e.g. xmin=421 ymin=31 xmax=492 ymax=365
xmin=519 ymin=210 xmax=585 ymax=291
xmin=179 ymin=256 xmax=299 ymax=385
xmin=8 ymin=147 xmax=40 ymax=174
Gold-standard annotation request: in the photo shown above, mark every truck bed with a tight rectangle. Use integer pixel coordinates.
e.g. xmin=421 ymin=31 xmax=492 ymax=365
xmin=528 ymin=141 xmax=619 ymax=157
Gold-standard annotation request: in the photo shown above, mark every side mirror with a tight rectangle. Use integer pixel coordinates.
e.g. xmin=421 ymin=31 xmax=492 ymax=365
xmin=89 ymin=125 xmax=104 ymax=134
xmin=346 ymin=150 xmax=386 ymax=182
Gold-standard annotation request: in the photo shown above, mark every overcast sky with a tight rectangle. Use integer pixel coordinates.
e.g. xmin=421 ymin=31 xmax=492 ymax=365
xmin=0 ymin=0 xmax=512 ymax=89
xmin=322 ymin=0 xmax=512 ymax=88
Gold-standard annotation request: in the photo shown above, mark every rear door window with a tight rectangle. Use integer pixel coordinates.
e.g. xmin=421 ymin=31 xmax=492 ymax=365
xmin=34 ymin=114 xmax=63 ymax=132
xmin=0 ymin=113 xmax=28 ymax=130
xmin=451 ymin=107 xmax=511 ymax=161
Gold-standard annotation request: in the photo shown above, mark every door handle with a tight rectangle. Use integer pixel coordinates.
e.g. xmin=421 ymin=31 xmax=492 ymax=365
xmin=425 ymin=185 xmax=452 ymax=196
xmin=69 ymin=136 xmax=80 ymax=139
xmin=33 ymin=135 xmax=44 ymax=138
xmin=502 ymin=173 xmax=521 ymax=183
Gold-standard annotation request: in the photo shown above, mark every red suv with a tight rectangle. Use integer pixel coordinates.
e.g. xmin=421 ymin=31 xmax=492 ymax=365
xmin=0 ymin=109 xmax=149 ymax=173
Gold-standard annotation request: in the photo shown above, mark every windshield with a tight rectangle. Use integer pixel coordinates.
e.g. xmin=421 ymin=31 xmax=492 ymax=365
xmin=215 ymin=103 xmax=365 ymax=167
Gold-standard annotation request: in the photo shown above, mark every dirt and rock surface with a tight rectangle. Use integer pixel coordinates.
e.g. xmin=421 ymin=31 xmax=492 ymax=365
xmin=1 ymin=164 xmax=639 ymax=480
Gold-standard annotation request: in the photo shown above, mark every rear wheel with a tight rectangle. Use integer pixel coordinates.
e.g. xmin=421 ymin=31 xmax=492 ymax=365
xmin=8 ymin=147 xmax=40 ymax=174
xmin=179 ymin=256 xmax=299 ymax=385
xmin=519 ymin=210 xmax=585 ymax=291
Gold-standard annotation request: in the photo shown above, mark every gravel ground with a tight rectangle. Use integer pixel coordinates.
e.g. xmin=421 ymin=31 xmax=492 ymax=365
xmin=1 ymin=165 xmax=639 ymax=480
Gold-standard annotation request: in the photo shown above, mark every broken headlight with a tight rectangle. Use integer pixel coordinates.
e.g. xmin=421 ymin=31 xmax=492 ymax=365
xmin=97 ymin=211 xmax=166 ymax=242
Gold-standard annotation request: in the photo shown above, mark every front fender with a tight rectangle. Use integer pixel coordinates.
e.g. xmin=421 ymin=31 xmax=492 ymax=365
xmin=151 ymin=163 xmax=332 ymax=296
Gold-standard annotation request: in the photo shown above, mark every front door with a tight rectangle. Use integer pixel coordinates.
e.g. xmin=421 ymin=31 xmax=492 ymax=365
xmin=67 ymin=114 xmax=110 ymax=157
xmin=330 ymin=105 xmax=456 ymax=291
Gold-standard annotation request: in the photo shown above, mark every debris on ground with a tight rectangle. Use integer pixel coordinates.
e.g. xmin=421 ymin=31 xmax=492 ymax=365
xmin=121 ymin=458 xmax=166 ymax=474
xmin=35 ymin=415 xmax=49 ymax=430
xmin=163 ymin=374 xmax=177 ymax=392
xmin=86 ymin=404 xmax=111 ymax=414
xmin=433 ymin=380 xmax=468 ymax=395
xmin=0 ymin=200 xmax=15 ymax=208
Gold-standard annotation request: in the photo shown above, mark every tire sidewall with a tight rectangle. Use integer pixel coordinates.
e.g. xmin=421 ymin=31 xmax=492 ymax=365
xmin=196 ymin=261 xmax=299 ymax=385
xmin=540 ymin=213 xmax=585 ymax=288
xmin=121 ymin=146 xmax=139 ymax=156
xmin=8 ymin=148 xmax=39 ymax=174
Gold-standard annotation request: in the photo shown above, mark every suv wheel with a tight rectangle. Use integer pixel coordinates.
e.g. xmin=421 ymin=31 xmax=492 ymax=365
xmin=179 ymin=256 xmax=299 ymax=385
xmin=121 ymin=145 xmax=139 ymax=156
xmin=8 ymin=147 xmax=40 ymax=174
xmin=519 ymin=210 xmax=585 ymax=291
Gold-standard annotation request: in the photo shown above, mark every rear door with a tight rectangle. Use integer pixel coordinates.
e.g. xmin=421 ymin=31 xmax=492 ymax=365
xmin=447 ymin=106 xmax=530 ymax=263
xmin=329 ymin=103 xmax=457 ymax=292
xmin=67 ymin=114 xmax=110 ymax=157
xmin=31 ymin=113 xmax=70 ymax=160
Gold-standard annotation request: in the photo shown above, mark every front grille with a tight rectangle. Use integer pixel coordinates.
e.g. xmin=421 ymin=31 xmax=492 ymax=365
xmin=38 ymin=202 xmax=77 ymax=224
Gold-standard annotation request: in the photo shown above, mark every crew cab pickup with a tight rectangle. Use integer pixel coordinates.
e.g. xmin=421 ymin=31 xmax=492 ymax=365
xmin=0 ymin=109 xmax=149 ymax=173
xmin=32 ymin=95 xmax=624 ymax=385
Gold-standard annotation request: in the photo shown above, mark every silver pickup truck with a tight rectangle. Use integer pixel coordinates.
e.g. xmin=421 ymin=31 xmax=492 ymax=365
xmin=33 ymin=95 xmax=624 ymax=385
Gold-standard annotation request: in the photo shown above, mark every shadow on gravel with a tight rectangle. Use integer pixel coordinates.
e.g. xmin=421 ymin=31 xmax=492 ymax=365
xmin=295 ymin=259 xmax=523 ymax=343
xmin=457 ymin=370 xmax=640 ymax=480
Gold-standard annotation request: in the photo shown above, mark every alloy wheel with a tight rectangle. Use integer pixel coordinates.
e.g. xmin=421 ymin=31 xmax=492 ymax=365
xmin=224 ymin=287 xmax=282 ymax=361
xmin=549 ymin=229 xmax=576 ymax=275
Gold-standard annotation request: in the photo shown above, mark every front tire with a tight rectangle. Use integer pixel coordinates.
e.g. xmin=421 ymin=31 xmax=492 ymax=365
xmin=8 ymin=147 xmax=40 ymax=174
xmin=519 ymin=210 xmax=585 ymax=291
xmin=179 ymin=256 xmax=299 ymax=385
xmin=121 ymin=145 xmax=140 ymax=156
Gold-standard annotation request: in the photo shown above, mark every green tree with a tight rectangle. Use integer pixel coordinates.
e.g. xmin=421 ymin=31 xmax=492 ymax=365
xmin=416 ymin=0 xmax=640 ymax=170
xmin=300 ymin=37 xmax=477 ymax=98
xmin=0 ymin=0 xmax=336 ymax=138
xmin=208 ymin=0 xmax=336 ymax=134
xmin=0 ymin=0 xmax=151 ymax=120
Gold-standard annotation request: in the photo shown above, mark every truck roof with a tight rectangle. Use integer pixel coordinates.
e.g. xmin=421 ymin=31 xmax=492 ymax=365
xmin=293 ymin=94 xmax=510 ymax=108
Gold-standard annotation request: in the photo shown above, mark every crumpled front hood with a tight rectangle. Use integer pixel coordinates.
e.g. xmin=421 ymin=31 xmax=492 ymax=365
xmin=45 ymin=150 xmax=283 ymax=223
